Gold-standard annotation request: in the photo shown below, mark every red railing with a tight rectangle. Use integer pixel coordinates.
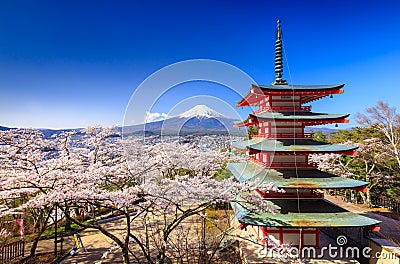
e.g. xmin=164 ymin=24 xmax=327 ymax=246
xmin=269 ymin=162 xmax=317 ymax=169
xmin=254 ymin=105 xmax=311 ymax=114
xmin=251 ymin=134 xmax=265 ymax=139
xmin=256 ymin=189 xmax=324 ymax=198
xmin=249 ymin=158 xmax=318 ymax=169
xmin=249 ymin=158 xmax=267 ymax=167
xmin=251 ymin=133 xmax=314 ymax=139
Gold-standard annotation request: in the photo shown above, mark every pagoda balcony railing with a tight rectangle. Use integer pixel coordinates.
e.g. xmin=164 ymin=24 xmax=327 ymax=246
xmin=254 ymin=105 xmax=311 ymax=114
xmin=256 ymin=189 xmax=324 ymax=199
xmin=249 ymin=158 xmax=267 ymax=167
xmin=249 ymin=158 xmax=318 ymax=169
xmin=250 ymin=134 xmax=265 ymax=139
xmin=251 ymin=133 xmax=314 ymax=139
xmin=269 ymin=162 xmax=318 ymax=169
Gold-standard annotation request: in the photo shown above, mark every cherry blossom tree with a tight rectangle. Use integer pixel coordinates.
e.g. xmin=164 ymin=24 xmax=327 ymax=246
xmin=0 ymin=128 xmax=64 ymax=256
xmin=0 ymin=127 xmax=278 ymax=264
xmin=357 ymin=101 xmax=400 ymax=171
xmin=310 ymin=138 xmax=389 ymax=206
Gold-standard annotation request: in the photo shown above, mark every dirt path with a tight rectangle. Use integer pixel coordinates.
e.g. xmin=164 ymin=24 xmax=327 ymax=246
xmin=32 ymin=213 xmax=205 ymax=263
xmin=59 ymin=217 xmax=127 ymax=264
xmin=29 ymin=217 xmax=126 ymax=263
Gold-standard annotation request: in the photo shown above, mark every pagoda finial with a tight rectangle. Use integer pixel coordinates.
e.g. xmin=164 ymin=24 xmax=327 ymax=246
xmin=277 ymin=19 xmax=282 ymax=40
xmin=272 ymin=19 xmax=287 ymax=85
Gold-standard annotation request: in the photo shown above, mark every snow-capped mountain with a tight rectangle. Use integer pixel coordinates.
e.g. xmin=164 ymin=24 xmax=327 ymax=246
xmin=177 ymin=105 xmax=226 ymax=119
xmin=124 ymin=105 xmax=241 ymax=135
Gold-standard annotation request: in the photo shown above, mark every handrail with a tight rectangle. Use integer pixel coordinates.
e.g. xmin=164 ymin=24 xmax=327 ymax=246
xmin=249 ymin=158 xmax=318 ymax=169
xmin=254 ymin=105 xmax=311 ymax=114
xmin=251 ymin=133 xmax=314 ymax=139
xmin=269 ymin=162 xmax=317 ymax=169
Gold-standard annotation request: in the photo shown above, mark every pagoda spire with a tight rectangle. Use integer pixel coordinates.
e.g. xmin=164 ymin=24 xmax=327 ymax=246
xmin=272 ymin=20 xmax=287 ymax=85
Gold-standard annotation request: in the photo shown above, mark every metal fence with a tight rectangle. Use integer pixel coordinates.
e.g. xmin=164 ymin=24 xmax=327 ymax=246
xmin=371 ymin=196 xmax=400 ymax=214
xmin=0 ymin=240 xmax=24 ymax=263
xmin=327 ymin=190 xmax=400 ymax=214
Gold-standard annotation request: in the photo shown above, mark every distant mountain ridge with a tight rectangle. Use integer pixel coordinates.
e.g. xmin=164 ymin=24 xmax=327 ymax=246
xmin=124 ymin=105 xmax=242 ymax=136
xmin=1 ymin=105 xmax=343 ymax=137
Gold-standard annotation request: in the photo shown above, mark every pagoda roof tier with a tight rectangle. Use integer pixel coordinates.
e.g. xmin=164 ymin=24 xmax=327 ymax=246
xmin=231 ymin=198 xmax=380 ymax=228
xmin=234 ymin=112 xmax=349 ymax=127
xmin=237 ymin=84 xmax=344 ymax=107
xmin=256 ymin=84 xmax=345 ymax=91
xmin=227 ymin=162 xmax=368 ymax=189
xmin=231 ymin=138 xmax=357 ymax=154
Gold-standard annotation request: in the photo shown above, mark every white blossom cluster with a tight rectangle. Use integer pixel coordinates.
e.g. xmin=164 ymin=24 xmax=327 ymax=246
xmin=0 ymin=127 xmax=276 ymax=218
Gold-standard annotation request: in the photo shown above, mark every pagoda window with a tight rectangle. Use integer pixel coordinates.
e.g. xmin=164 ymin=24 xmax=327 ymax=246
xmin=256 ymin=153 xmax=259 ymax=160
xmin=271 ymin=101 xmax=300 ymax=107
xmin=275 ymin=127 xmax=303 ymax=133
xmin=276 ymin=122 xmax=302 ymax=127
xmin=271 ymin=95 xmax=301 ymax=107
xmin=272 ymin=95 xmax=300 ymax=100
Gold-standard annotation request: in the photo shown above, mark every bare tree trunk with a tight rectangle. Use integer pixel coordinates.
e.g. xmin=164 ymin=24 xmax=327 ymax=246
xmin=29 ymin=231 xmax=43 ymax=257
xmin=359 ymin=191 xmax=367 ymax=205
xmin=122 ymin=247 xmax=130 ymax=264
xmin=29 ymin=208 xmax=53 ymax=257
xmin=366 ymin=188 xmax=372 ymax=207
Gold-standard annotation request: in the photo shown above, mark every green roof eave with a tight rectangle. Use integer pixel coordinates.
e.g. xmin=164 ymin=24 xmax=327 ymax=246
xmin=250 ymin=112 xmax=350 ymax=121
xmin=255 ymin=84 xmax=345 ymax=91
xmin=231 ymin=198 xmax=380 ymax=228
xmin=227 ymin=162 xmax=368 ymax=189
xmin=231 ymin=139 xmax=358 ymax=153
xmin=231 ymin=138 xmax=264 ymax=150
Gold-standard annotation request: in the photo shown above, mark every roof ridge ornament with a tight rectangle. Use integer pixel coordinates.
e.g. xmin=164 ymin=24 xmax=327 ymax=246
xmin=272 ymin=20 xmax=288 ymax=85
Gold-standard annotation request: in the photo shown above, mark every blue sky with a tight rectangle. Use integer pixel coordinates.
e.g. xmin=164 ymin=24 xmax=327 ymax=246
xmin=0 ymin=0 xmax=399 ymax=129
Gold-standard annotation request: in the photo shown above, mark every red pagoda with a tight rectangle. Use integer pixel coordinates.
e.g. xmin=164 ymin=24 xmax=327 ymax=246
xmin=228 ymin=20 xmax=380 ymax=249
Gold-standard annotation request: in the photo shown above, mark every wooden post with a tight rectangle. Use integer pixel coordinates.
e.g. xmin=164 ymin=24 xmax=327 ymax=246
xmin=54 ymin=204 xmax=57 ymax=256
xmin=81 ymin=208 xmax=85 ymax=222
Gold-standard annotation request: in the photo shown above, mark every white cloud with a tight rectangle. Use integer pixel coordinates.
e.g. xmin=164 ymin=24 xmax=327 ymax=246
xmin=145 ymin=111 xmax=168 ymax=123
